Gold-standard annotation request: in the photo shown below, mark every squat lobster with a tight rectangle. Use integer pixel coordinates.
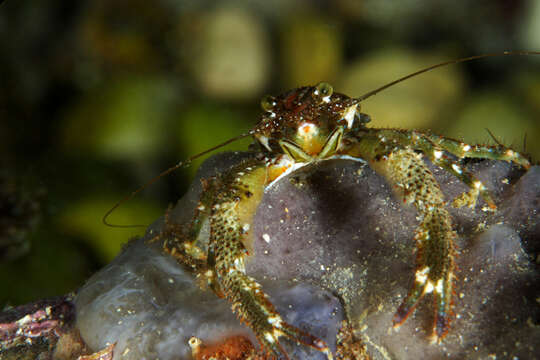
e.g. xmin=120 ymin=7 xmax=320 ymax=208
xmin=104 ymin=51 xmax=538 ymax=359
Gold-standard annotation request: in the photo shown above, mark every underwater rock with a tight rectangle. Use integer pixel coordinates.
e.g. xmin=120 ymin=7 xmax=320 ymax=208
xmin=0 ymin=294 xmax=84 ymax=359
xmin=249 ymin=158 xmax=539 ymax=359
xmin=75 ymin=238 xmax=343 ymax=360
xmin=72 ymin=153 xmax=539 ymax=359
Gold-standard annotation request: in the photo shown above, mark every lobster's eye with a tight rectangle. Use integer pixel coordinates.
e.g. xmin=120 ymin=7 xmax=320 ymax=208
xmin=312 ymin=82 xmax=333 ymax=102
xmin=260 ymin=95 xmax=277 ymax=112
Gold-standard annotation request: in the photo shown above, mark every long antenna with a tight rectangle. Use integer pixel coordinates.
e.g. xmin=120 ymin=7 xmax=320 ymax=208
xmin=102 ymin=131 xmax=254 ymax=227
xmin=355 ymin=51 xmax=540 ymax=102
xmin=105 ymin=50 xmax=540 ymax=228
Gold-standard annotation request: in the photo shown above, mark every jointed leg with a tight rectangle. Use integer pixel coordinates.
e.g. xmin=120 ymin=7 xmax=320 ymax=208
xmin=381 ymin=148 xmax=456 ymax=340
xmin=153 ymin=198 xmax=215 ymax=288
xmin=392 ymin=206 xmax=456 ymax=340
xmin=414 ymin=139 xmax=496 ymax=210
xmin=363 ymin=129 xmax=530 ymax=209
xmin=348 ymin=137 xmax=457 ymax=341
xmin=208 ymin=160 xmax=333 ymax=359
xmin=217 ymin=259 xmax=330 ymax=358
xmin=427 ymin=152 xmax=495 ymax=209
xmin=423 ymin=133 xmax=531 ymax=168
xmin=420 ymin=133 xmax=531 ymax=209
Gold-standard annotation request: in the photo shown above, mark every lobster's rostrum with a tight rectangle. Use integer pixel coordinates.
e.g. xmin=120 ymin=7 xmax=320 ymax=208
xmin=157 ymin=80 xmax=530 ymax=359
xmin=104 ymin=52 xmax=537 ymax=359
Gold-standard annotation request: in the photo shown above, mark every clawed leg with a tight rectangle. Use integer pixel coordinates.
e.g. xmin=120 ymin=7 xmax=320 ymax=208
xmin=365 ymin=129 xmax=529 ymax=211
xmin=392 ymin=209 xmax=455 ymax=341
xmin=421 ymin=134 xmax=530 ymax=209
xmin=364 ymin=146 xmax=456 ymax=341
xmin=215 ymin=255 xmax=332 ymax=359
xmin=423 ymin=147 xmax=495 ymax=210
xmin=149 ymin=204 xmax=209 ymax=275
xmin=344 ymin=128 xmax=529 ymax=342
xmin=207 ymin=160 xmax=333 ymax=359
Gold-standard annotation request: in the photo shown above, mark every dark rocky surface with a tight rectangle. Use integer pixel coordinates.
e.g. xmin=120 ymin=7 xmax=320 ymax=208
xmin=248 ymin=158 xmax=539 ymax=359
xmin=3 ymin=153 xmax=538 ymax=359
xmin=75 ymin=237 xmax=343 ymax=360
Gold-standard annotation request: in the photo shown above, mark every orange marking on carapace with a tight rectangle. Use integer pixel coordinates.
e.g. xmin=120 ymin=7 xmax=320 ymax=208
xmin=297 ymin=122 xmax=324 ymax=155
xmin=267 ymin=163 xmax=292 ymax=182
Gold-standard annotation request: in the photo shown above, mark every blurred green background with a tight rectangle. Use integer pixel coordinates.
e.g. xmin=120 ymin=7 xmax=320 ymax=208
xmin=1 ymin=0 xmax=539 ymax=307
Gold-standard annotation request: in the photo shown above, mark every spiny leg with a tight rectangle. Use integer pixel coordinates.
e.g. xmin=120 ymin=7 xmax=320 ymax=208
xmin=346 ymin=137 xmax=456 ymax=341
xmin=413 ymin=138 xmax=496 ymax=210
xmin=362 ymin=128 xmax=531 ymax=210
xmin=427 ymin=150 xmax=495 ymax=210
xmin=420 ymin=133 xmax=531 ymax=208
xmin=365 ymin=129 xmax=496 ymax=208
xmin=423 ymin=133 xmax=531 ymax=169
xmin=209 ymin=160 xmax=333 ymax=359
xmin=382 ymin=148 xmax=456 ymax=340
xmin=392 ymin=206 xmax=456 ymax=340
xmin=156 ymin=170 xmax=249 ymax=292
xmin=218 ymin=264 xmax=330 ymax=359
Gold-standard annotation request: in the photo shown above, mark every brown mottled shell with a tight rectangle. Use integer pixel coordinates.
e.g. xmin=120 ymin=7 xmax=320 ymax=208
xmin=254 ymin=85 xmax=358 ymax=141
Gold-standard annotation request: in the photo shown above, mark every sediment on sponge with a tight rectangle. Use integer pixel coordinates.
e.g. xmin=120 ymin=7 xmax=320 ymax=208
xmin=2 ymin=153 xmax=539 ymax=359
